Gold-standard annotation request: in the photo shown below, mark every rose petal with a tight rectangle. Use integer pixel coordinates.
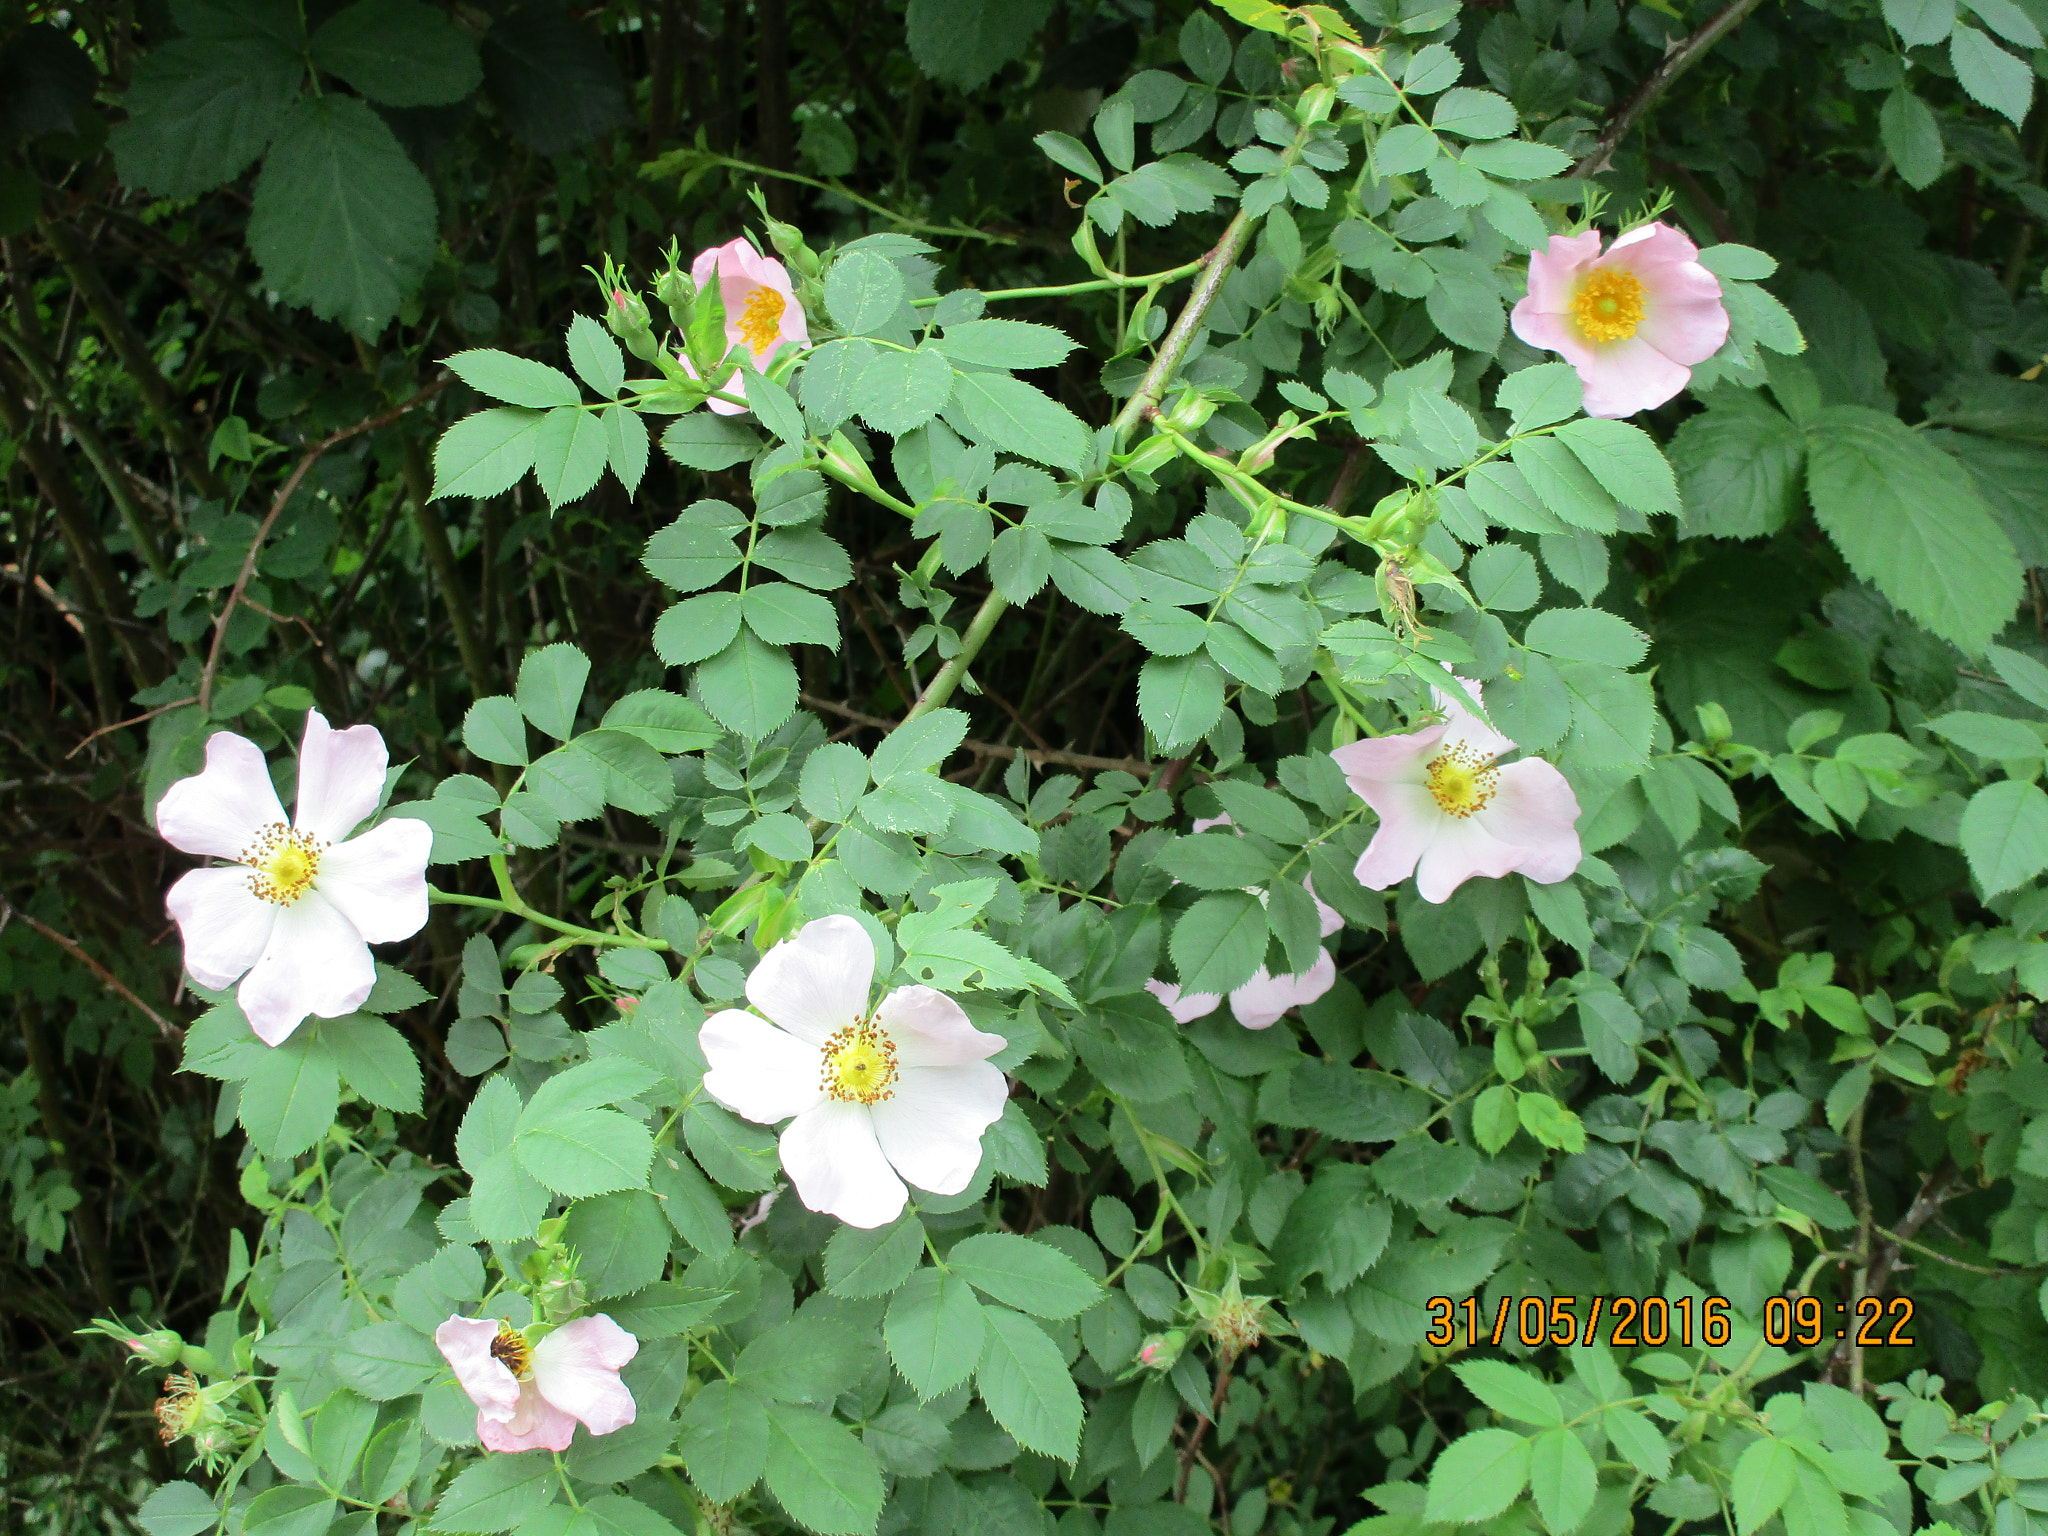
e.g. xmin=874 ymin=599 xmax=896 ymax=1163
xmin=477 ymin=1380 xmax=579 ymax=1453
xmin=778 ymin=1099 xmax=906 ymax=1228
xmin=700 ymin=1008 xmax=827 ymax=1124
xmin=316 ymin=818 xmax=432 ymax=944
xmin=1329 ymin=723 xmax=1443 ymax=793
xmin=1413 ymin=814 xmax=1528 ymax=903
xmin=155 ymin=731 xmax=286 ymax=858
xmin=1575 ymin=334 xmax=1692 ymax=419
xmin=434 ymin=1316 xmax=520 ymax=1422
xmin=293 ymin=711 xmax=389 ymax=843
xmin=1146 ymin=978 xmax=1222 ymax=1023
xmin=874 ymin=984 xmax=1006 ymax=1069
xmin=1229 ymin=949 xmax=1336 ymax=1029
xmin=868 ymin=1060 xmax=1008 ymax=1195
xmin=746 ymin=914 xmax=874 ymax=1044
xmin=1352 ymin=781 xmax=1446 ymax=891
xmin=1479 ymin=758 xmax=1583 ymax=881
xmin=1523 ymin=229 xmax=1604 ymax=312
xmin=531 ymin=1315 xmax=638 ymax=1436
xmin=235 ymin=890 xmax=375 ymax=1045
xmin=166 ymin=866 xmax=278 ymax=990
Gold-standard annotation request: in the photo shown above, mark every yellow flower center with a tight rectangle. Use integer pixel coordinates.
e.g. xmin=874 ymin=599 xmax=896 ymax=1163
xmin=490 ymin=1326 xmax=533 ymax=1380
xmin=1425 ymin=742 xmax=1500 ymax=819
xmin=737 ymin=286 xmax=786 ymax=354
xmin=1570 ymin=267 xmax=1646 ymax=343
xmin=820 ymin=1019 xmax=898 ymax=1105
xmin=242 ymin=823 xmax=322 ymax=905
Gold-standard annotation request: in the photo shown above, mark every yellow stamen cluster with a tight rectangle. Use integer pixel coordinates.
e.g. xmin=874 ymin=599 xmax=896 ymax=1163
xmin=737 ymin=286 xmax=786 ymax=354
xmin=242 ymin=823 xmax=322 ymax=905
xmin=1425 ymin=742 xmax=1500 ymax=819
xmin=154 ymin=1372 xmax=202 ymax=1443
xmin=490 ymin=1326 xmax=533 ymax=1380
xmin=820 ymin=1019 xmax=899 ymax=1105
xmin=1571 ymin=267 xmax=1646 ymax=343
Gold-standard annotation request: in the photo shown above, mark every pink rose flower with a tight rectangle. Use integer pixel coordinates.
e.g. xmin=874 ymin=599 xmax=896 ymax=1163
xmin=686 ymin=237 xmax=810 ymax=417
xmin=1146 ymin=815 xmax=1345 ymax=1029
xmin=157 ymin=712 xmax=432 ymax=1045
xmin=1330 ymin=677 xmax=1582 ymax=904
xmin=435 ymin=1314 xmax=638 ymax=1453
xmin=1508 ymin=222 xmax=1728 ymax=418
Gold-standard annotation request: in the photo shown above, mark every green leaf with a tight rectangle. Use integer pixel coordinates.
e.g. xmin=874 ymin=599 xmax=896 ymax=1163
xmin=565 ymin=313 xmax=626 ymax=399
xmin=932 ymin=320 xmax=1081 ymax=370
xmin=1374 ymin=123 xmax=1438 ymax=177
xmin=1732 ymin=1437 xmax=1799 ymax=1534
xmin=825 ymin=250 xmax=907 ymax=336
xmin=1433 ymin=86 xmax=1517 ymax=137
xmin=532 ymin=406 xmax=609 ymax=509
xmin=907 ymin=0 xmax=1054 ymax=90
xmin=737 ymin=1316 xmax=872 ymax=1404
xmin=1528 ymin=1427 xmax=1598 ymax=1534
xmin=1553 ymin=418 xmax=1679 ymax=514
xmin=335 ymin=1319 xmax=440 ymax=1399
xmin=110 ymin=31 xmax=300 ymax=198
xmin=1155 ymin=832 xmax=1280 ymax=889
xmin=136 ymin=1483 xmax=221 ymax=1536
xmin=1885 ymin=0 xmax=1955 ymax=45
xmin=1928 ymin=710 xmax=2045 ymax=760
xmin=1523 ymin=608 xmax=1648 ymax=667
xmin=977 ymin=1304 xmax=1084 ymax=1460
xmin=947 ymin=1232 xmax=1101 ymax=1319
xmin=856 ymin=345 xmax=955 ymax=435
xmin=871 ymin=708 xmax=970 ymax=780
xmin=743 ymin=582 xmax=838 ymax=648
xmin=514 ymin=1107 xmax=653 ymax=1196
xmin=322 ymin=1014 xmax=422 ymax=1113
xmin=1951 ymin=23 xmax=2033 ymax=124
xmin=800 ymin=742 xmax=872 ymax=823
xmin=678 ymin=1380 xmax=768 ymax=1504
xmin=431 ymin=1449 xmax=559 ymax=1532
xmin=310 ymin=0 xmax=482 ymax=106
xmin=517 ymin=642 xmax=590 ymax=740
xmin=561 ymin=1189 xmax=669 ymax=1298
xmin=1138 ymin=652 xmax=1226 ymax=746
xmin=643 ymin=513 xmax=742 ymax=592
xmin=1498 ymin=362 xmax=1583 ymax=431
xmin=1424 ymin=1428 xmax=1533 ymax=1524
xmin=462 ymin=695 xmax=529 ymax=766
xmin=1880 ymin=87 xmax=1945 ymax=188
xmin=1513 ymin=436 xmax=1619 ymax=532
xmin=601 ymin=403 xmax=651 ymax=497
xmin=1170 ymin=891 xmax=1269 ymax=995
xmin=753 ymin=527 xmax=853 ymax=590
xmin=1035 ymin=128 xmax=1104 ymax=182
xmin=762 ymin=1402 xmax=886 ymax=1536
xmin=885 ymin=1267 xmax=985 ymax=1399
xmin=600 ymin=690 xmax=720 ymax=753
xmin=1453 ymin=1360 xmax=1563 ymax=1426
xmin=432 ymin=407 xmax=545 ymax=500
xmin=1805 ymin=404 xmax=2022 ymax=653
xmin=1461 ymin=138 xmax=1570 ymax=179
xmin=241 ymin=1487 xmax=336 ymax=1536
xmin=825 ymin=1213 xmax=925 ymax=1298
xmin=1603 ymin=1406 xmax=1672 ymax=1478
xmin=661 ymin=414 xmax=764 ymax=471
xmin=1989 ymin=643 xmax=2048 ymax=712
xmin=694 ymin=629 xmax=799 ymax=739
xmin=521 ymin=1056 xmax=660 ymax=1120
xmin=1472 ymin=1083 xmax=1520 ymax=1153
xmin=1668 ymin=395 xmax=1806 ymax=539
xmin=240 ymin=1034 xmax=340 ymax=1158
xmin=736 ymin=358 xmax=808 ymax=445
xmin=1961 ymin=778 xmax=2048 ymax=895
xmin=246 ymin=94 xmax=437 ymax=335
xmin=948 ymin=371 xmax=1089 ymax=471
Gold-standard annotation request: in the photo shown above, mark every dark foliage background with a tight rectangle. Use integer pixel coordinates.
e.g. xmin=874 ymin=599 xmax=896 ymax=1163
xmin=6 ymin=0 xmax=2048 ymax=1530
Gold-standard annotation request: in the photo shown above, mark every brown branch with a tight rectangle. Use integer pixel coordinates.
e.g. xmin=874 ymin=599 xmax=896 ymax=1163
xmin=800 ymin=694 xmax=1156 ymax=776
xmin=198 ymin=377 xmax=450 ymax=713
xmin=1822 ymin=1157 xmax=1958 ymax=1387
xmin=0 ymin=897 xmax=180 ymax=1040
xmin=1569 ymin=0 xmax=1768 ymax=180
xmin=65 ymin=697 xmax=198 ymax=759
xmin=1176 ymin=1352 xmax=1239 ymax=1501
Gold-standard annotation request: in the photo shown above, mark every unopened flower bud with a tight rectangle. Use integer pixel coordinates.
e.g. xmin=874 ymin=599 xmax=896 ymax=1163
xmin=130 ymin=1329 xmax=187 ymax=1367
xmin=1297 ymin=84 xmax=1336 ymax=126
xmin=1120 ymin=432 xmax=1182 ymax=478
xmin=654 ymin=264 xmax=696 ymax=332
xmin=606 ymin=286 xmax=663 ymax=363
xmin=1162 ymin=389 xmax=1215 ymax=433
xmin=1136 ymin=1329 xmax=1191 ymax=1371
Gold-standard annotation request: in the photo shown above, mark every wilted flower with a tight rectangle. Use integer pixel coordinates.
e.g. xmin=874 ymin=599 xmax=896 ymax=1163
xmin=1330 ymin=677 xmax=1581 ymax=904
xmin=153 ymin=1371 xmax=251 ymax=1470
xmin=1187 ymin=1269 xmax=1289 ymax=1362
xmin=435 ymin=1314 xmax=639 ymax=1453
xmin=687 ymin=238 xmax=810 ymax=416
xmin=699 ymin=915 xmax=1008 ymax=1229
xmin=157 ymin=712 xmax=432 ymax=1045
xmin=1509 ymin=222 xmax=1729 ymax=418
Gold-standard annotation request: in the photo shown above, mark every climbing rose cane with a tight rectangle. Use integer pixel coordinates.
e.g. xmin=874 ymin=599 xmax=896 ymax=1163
xmin=1330 ymin=678 xmax=1582 ymax=903
xmin=699 ymin=914 xmax=1008 ymax=1228
xmin=689 ymin=237 xmax=810 ymax=416
xmin=1148 ymin=816 xmax=1343 ymax=1029
xmin=1509 ymin=222 xmax=1729 ymax=418
xmin=157 ymin=712 xmax=432 ymax=1045
xmin=434 ymin=1315 xmax=638 ymax=1453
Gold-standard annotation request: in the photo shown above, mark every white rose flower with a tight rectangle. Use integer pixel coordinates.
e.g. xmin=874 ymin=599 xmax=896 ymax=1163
xmin=699 ymin=915 xmax=1009 ymax=1228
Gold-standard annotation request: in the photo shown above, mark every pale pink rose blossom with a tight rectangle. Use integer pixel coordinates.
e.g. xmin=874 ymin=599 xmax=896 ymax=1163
xmin=1330 ymin=677 xmax=1581 ymax=904
xmin=1509 ymin=222 xmax=1728 ymax=418
xmin=1147 ymin=815 xmax=1345 ymax=1030
xmin=686 ymin=238 xmax=810 ymax=416
xmin=699 ymin=916 xmax=1008 ymax=1228
xmin=157 ymin=712 xmax=432 ymax=1045
xmin=435 ymin=1315 xmax=638 ymax=1453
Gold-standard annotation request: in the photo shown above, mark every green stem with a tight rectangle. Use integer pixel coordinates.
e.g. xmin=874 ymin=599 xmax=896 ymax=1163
xmin=658 ymin=152 xmax=1017 ymax=244
xmin=430 ymin=859 xmax=669 ymax=951
xmin=1110 ymin=210 xmax=1258 ymax=443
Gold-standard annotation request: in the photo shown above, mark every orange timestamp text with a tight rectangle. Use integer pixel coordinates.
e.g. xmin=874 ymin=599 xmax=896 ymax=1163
xmin=1425 ymin=1294 xmax=1918 ymax=1350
